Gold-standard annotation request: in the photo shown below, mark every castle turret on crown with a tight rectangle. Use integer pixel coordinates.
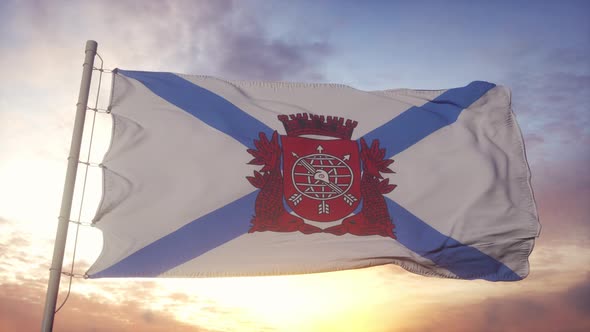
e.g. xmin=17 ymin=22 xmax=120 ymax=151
xmin=278 ymin=113 xmax=358 ymax=139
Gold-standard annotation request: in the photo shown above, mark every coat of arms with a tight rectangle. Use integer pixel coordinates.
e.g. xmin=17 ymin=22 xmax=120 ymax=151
xmin=246 ymin=113 xmax=396 ymax=238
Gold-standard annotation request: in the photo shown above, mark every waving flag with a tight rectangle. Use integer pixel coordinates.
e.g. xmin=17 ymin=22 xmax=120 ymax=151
xmin=87 ymin=69 xmax=540 ymax=281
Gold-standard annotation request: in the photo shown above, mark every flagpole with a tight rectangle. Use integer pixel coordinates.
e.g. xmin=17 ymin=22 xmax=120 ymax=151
xmin=41 ymin=40 xmax=98 ymax=332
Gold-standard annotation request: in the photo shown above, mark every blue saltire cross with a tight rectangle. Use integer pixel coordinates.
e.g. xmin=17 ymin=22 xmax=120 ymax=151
xmin=91 ymin=70 xmax=519 ymax=281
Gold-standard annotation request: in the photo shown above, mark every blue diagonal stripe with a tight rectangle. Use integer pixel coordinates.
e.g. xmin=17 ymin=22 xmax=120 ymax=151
xmin=386 ymin=198 xmax=521 ymax=281
xmin=363 ymin=81 xmax=496 ymax=157
xmin=118 ymin=69 xmax=274 ymax=148
xmin=91 ymin=191 xmax=258 ymax=278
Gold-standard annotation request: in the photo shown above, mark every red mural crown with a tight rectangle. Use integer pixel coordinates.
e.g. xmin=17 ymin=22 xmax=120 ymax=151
xmin=278 ymin=113 xmax=358 ymax=139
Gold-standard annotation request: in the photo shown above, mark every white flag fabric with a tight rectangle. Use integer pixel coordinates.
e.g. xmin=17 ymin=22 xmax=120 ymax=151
xmin=87 ymin=69 xmax=540 ymax=281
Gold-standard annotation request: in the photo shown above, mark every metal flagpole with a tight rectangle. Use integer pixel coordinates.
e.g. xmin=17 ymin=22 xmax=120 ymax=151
xmin=41 ymin=40 xmax=98 ymax=332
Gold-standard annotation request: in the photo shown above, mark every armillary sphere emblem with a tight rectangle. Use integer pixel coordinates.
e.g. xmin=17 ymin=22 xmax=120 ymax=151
xmin=289 ymin=145 xmax=358 ymax=215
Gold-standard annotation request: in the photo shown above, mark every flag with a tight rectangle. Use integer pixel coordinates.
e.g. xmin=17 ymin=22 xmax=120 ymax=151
xmin=87 ymin=69 xmax=540 ymax=281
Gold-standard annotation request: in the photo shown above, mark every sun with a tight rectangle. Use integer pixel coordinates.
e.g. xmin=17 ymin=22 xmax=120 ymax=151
xmin=150 ymin=267 xmax=411 ymax=332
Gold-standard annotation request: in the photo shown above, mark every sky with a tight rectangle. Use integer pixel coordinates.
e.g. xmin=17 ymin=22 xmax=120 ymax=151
xmin=0 ymin=0 xmax=589 ymax=331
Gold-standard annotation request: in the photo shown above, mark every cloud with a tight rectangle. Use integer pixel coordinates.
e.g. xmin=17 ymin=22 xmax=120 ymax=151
xmin=217 ymin=32 xmax=331 ymax=81
xmin=0 ymin=281 xmax=212 ymax=332
xmin=544 ymin=47 xmax=590 ymax=70
xmin=498 ymin=46 xmax=590 ymax=163
xmin=403 ymin=275 xmax=590 ymax=332
xmin=1 ymin=0 xmax=332 ymax=81
xmin=0 ymin=234 xmax=34 ymax=263
xmin=565 ymin=274 xmax=590 ymax=314
xmin=212 ymin=20 xmax=332 ymax=80
xmin=529 ymin=159 xmax=590 ymax=242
